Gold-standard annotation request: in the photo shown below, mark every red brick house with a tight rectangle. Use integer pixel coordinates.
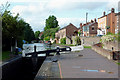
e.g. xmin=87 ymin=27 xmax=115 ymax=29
xmin=39 ymin=32 xmax=43 ymax=39
xmin=55 ymin=23 xmax=78 ymax=44
xmin=115 ymin=12 xmax=120 ymax=34
xmin=97 ymin=8 xmax=116 ymax=35
xmin=79 ymin=19 xmax=98 ymax=37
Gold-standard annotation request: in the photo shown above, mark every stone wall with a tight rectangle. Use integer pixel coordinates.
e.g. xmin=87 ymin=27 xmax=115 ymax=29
xmin=72 ymin=36 xmax=101 ymax=46
xmin=92 ymin=45 xmax=113 ymax=60
xmin=2 ymin=57 xmax=45 ymax=80
xmin=66 ymin=37 xmax=71 ymax=44
xmin=72 ymin=36 xmax=77 ymax=45
xmin=103 ymin=41 xmax=120 ymax=51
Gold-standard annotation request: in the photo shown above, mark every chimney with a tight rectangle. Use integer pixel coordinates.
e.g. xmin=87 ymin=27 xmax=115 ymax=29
xmin=91 ymin=20 xmax=94 ymax=23
xmin=94 ymin=18 xmax=96 ymax=22
xmin=111 ymin=8 xmax=115 ymax=13
xmin=103 ymin=11 xmax=106 ymax=16
xmin=80 ymin=23 xmax=82 ymax=28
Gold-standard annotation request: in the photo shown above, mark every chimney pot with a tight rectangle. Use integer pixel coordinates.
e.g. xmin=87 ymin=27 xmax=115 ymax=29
xmin=94 ymin=18 xmax=96 ymax=22
xmin=91 ymin=20 xmax=94 ymax=23
xmin=111 ymin=8 xmax=115 ymax=13
xmin=103 ymin=11 xmax=105 ymax=16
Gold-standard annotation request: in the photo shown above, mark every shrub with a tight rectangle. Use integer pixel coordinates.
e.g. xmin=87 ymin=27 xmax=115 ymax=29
xmin=44 ymin=36 xmax=50 ymax=41
xmin=60 ymin=37 xmax=66 ymax=44
xmin=118 ymin=31 xmax=120 ymax=42
xmin=100 ymin=35 xmax=115 ymax=43
xmin=75 ymin=36 xmax=81 ymax=45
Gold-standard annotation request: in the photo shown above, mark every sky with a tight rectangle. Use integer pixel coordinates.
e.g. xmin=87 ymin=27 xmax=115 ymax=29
xmin=0 ymin=0 xmax=120 ymax=32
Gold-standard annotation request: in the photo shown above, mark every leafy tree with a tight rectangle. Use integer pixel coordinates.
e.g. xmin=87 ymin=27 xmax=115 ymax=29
xmin=1 ymin=3 xmax=35 ymax=51
xmin=44 ymin=15 xmax=58 ymax=31
xmin=44 ymin=36 xmax=50 ymax=41
xmin=2 ymin=11 xmax=25 ymax=50
xmin=43 ymin=27 xmax=60 ymax=40
xmin=24 ymin=23 xmax=35 ymax=43
xmin=35 ymin=31 xmax=40 ymax=39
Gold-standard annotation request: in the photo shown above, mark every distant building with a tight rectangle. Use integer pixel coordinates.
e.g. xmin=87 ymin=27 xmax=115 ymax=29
xmin=97 ymin=8 xmax=116 ymax=35
xmin=78 ymin=23 xmax=83 ymax=36
xmin=39 ymin=32 xmax=43 ymax=39
xmin=97 ymin=11 xmax=107 ymax=35
xmin=55 ymin=23 xmax=78 ymax=44
xmin=82 ymin=19 xmax=98 ymax=37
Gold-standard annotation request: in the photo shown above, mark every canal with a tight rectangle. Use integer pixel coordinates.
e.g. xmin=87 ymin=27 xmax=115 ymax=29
xmin=2 ymin=43 xmax=56 ymax=80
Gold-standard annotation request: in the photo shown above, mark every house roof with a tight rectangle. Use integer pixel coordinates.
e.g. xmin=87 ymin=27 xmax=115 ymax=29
xmin=83 ymin=22 xmax=97 ymax=28
xmin=59 ymin=23 xmax=78 ymax=30
xmin=39 ymin=32 xmax=43 ymax=37
xmin=98 ymin=12 xmax=117 ymax=19
xmin=98 ymin=15 xmax=107 ymax=19
xmin=115 ymin=12 xmax=120 ymax=16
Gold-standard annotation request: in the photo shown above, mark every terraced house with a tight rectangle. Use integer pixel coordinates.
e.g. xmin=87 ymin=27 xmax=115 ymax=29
xmin=55 ymin=23 xmax=78 ymax=44
xmin=115 ymin=12 xmax=120 ymax=34
xmin=82 ymin=19 xmax=98 ymax=37
xmin=97 ymin=8 xmax=116 ymax=35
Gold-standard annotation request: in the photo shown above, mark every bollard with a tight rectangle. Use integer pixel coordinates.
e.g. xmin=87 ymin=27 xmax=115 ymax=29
xmin=46 ymin=52 xmax=49 ymax=57
xmin=112 ymin=47 xmax=114 ymax=51
xmin=56 ymin=46 xmax=60 ymax=55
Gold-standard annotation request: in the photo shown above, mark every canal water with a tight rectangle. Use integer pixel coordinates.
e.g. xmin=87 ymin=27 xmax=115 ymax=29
xmin=22 ymin=43 xmax=56 ymax=57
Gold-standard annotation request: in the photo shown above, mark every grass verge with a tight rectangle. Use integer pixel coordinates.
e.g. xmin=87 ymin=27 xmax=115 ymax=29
xmin=2 ymin=51 xmax=11 ymax=61
xmin=56 ymin=44 xmax=75 ymax=46
xmin=116 ymin=62 xmax=120 ymax=65
xmin=84 ymin=46 xmax=91 ymax=48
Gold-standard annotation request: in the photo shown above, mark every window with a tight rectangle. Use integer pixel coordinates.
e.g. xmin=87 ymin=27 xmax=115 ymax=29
xmin=92 ymin=26 xmax=94 ymax=31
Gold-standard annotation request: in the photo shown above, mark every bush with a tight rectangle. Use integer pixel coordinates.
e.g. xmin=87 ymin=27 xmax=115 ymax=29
xmin=75 ymin=36 xmax=81 ymax=45
xmin=101 ymin=35 xmax=115 ymax=43
xmin=44 ymin=36 xmax=50 ymax=41
xmin=118 ymin=31 xmax=120 ymax=42
xmin=60 ymin=37 xmax=66 ymax=44
xmin=106 ymin=32 xmax=114 ymax=35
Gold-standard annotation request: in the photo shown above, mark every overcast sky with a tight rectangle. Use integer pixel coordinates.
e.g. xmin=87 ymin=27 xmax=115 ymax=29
xmin=0 ymin=0 xmax=119 ymax=32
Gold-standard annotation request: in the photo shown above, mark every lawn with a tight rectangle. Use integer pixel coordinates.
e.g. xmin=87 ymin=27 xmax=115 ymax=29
xmin=84 ymin=46 xmax=91 ymax=48
xmin=2 ymin=51 xmax=11 ymax=61
xmin=116 ymin=62 xmax=120 ymax=65
xmin=56 ymin=43 xmax=75 ymax=46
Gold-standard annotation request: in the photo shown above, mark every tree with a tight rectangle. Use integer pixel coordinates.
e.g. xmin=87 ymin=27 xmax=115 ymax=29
xmin=35 ymin=31 xmax=40 ymax=39
xmin=1 ymin=3 xmax=35 ymax=51
xmin=24 ymin=23 xmax=35 ymax=43
xmin=44 ymin=15 xmax=58 ymax=31
xmin=2 ymin=11 xmax=25 ymax=51
xmin=43 ymin=27 xmax=60 ymax=41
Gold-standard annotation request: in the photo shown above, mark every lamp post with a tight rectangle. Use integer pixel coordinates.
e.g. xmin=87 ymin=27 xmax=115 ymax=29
xmin=11 ymin=36 xmax=13 ymax=53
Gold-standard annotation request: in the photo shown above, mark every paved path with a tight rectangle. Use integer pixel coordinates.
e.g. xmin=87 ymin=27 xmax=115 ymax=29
xmin=58 ymin=48 xmax=118 ymax=78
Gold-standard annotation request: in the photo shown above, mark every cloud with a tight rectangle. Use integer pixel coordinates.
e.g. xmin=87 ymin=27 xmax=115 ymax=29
xmin=57 ymin=18 xmax=86 ymax=28
xmin=9 ymin=0 xmax=119 ymax=32
xmin=47 ymin=0 xmax=108 ymax=11
xmin=106 ymin=0 xmax=119 ymax=11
